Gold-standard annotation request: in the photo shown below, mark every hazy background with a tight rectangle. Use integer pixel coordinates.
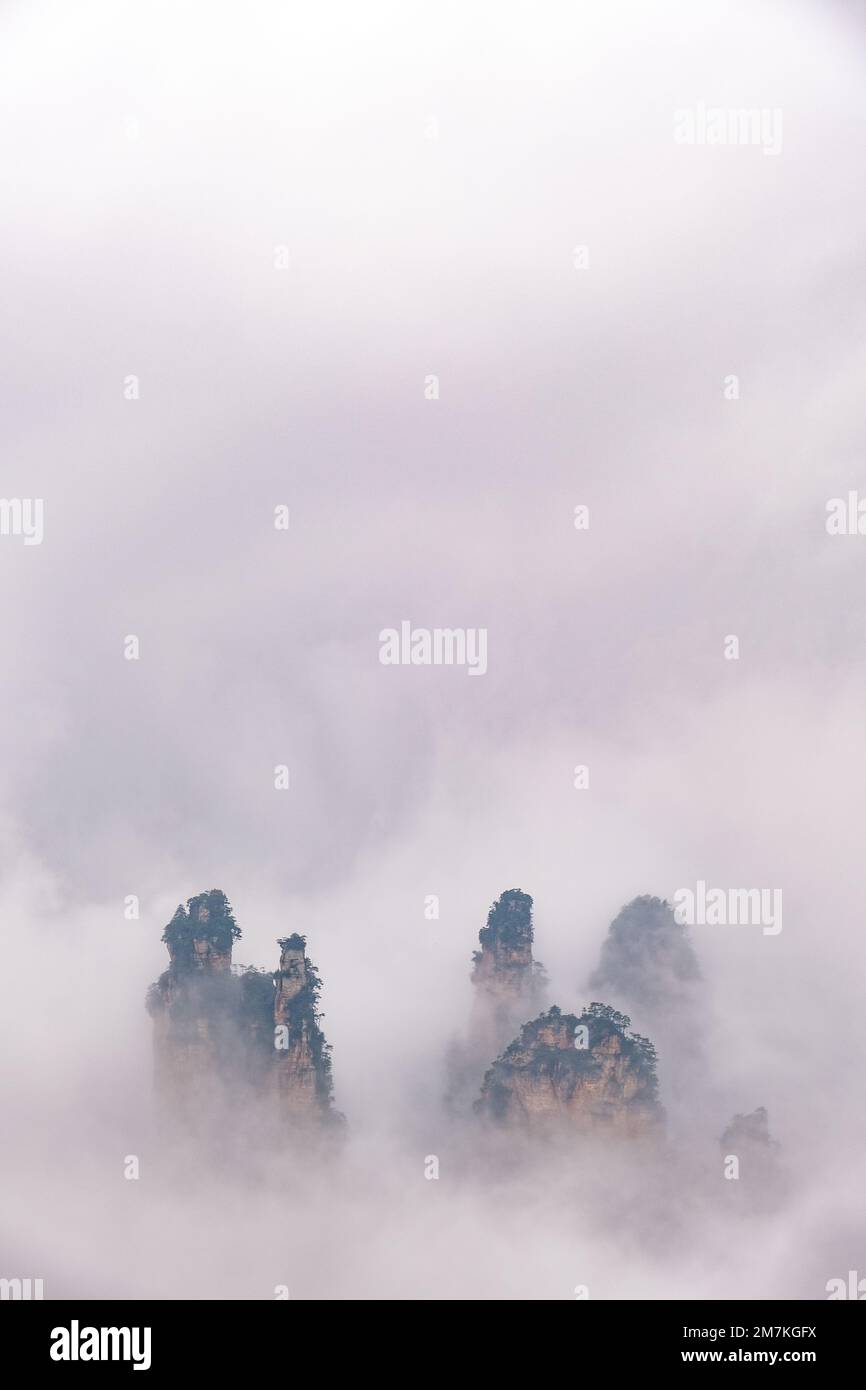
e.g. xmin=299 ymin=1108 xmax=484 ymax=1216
xmin=1 ymin=0 xmax=865 ymax=1298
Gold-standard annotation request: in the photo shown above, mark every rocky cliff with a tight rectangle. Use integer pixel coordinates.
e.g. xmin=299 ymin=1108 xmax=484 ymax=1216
xmin=446 ymin=888 xmax=547 ymax=1112
xmin=272 ymin=934 xmax=334 ymax=1119
xmin=146 ymin=890 xmax=336 ymax=1133
xmin=472 ymin=889 xmax=538 ymax=994
xmin=470 ymin=889 xmax=547 ymax=1054
xmin=475 ymin=1002 xmax=662 ymax=1137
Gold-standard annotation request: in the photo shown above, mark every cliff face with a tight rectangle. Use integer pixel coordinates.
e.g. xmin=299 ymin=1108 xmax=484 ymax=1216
xmin=476 ymin=1003 xmax=662 ymax=1137
xmin=146 ymin=891 xmax=336 ymax=1132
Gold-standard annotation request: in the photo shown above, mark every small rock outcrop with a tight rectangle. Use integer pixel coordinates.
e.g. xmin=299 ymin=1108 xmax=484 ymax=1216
xmin=719 ymin=1106 xmax=784 ymax=1206
xmin=146 ymin=890 xmax=337 ymax=1133
xmin=476 ymin=1002 xmax=662 ymax=1137
xmin=720 ymin=1106 xmax=781 ymax=1170
xmin=720 ymin=1106 xmax=777 ymax=1152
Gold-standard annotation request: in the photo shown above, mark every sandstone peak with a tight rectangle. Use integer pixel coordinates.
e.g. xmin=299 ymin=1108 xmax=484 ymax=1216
xmin=446 ymin=888 xmax=548 ymax=1113
xmin=161 ymin=889 xmax=240 ymax=972
xmin=476 ymin=1002 xmax=662 ymax=1137
xmin=471 ymin=888 xmax=546 ymax=1005
xmin=146 ymin=892 xmax=338 ymax=1135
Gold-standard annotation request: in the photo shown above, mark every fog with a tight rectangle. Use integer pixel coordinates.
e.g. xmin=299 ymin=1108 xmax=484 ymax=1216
xmin=1 ymin=0 xmax=864 ymax=1299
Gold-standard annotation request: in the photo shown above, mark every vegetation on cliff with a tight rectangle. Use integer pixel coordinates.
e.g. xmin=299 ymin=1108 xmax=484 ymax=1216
xmin=275 ymin=935 xmax=335 ymax=1109
xmin=161 ymin=889 xmax=241 ymax=965
xmin=471 ymin=888 xmax=546 ymax=989
xmin=147 ymin=893 xmax=337 ymax=1124
xmin=476 ymin=1001 xmax=661 ymax=1129
xmin=475 ymin=888 xmax=534 ymax=955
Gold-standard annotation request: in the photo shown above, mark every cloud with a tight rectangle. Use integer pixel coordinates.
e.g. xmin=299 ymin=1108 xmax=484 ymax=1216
xmin=0 ymin=0 xmax=864 ymax=1299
